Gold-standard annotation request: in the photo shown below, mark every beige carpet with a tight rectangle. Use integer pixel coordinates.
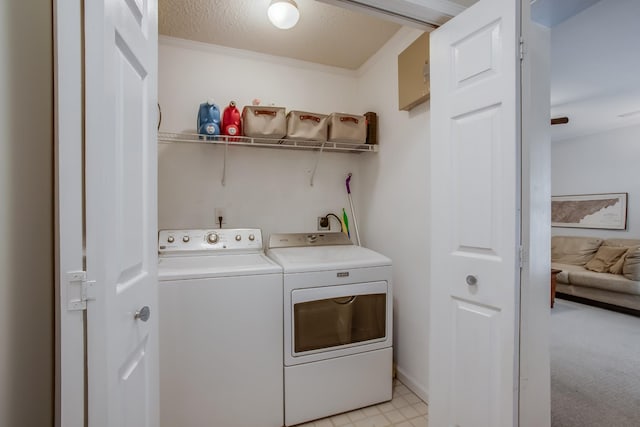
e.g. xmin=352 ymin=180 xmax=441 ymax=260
xmin=551 ymin=299 xmax=640 ymax=426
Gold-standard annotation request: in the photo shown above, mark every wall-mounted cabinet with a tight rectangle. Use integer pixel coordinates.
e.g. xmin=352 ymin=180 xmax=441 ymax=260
xmin=398 ymin=32 xmax=430 ymax=111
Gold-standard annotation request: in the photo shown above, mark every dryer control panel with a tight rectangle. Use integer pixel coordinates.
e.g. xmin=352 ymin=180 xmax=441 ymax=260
xmin=268 ymin=232 xmax=352 ymax=249
xmin=159 ymin=228 xmax=263 ymax=254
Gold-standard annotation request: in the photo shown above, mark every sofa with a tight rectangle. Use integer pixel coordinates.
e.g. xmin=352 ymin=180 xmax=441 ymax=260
xmin=551 ymin=235 xmax=640 ymax=313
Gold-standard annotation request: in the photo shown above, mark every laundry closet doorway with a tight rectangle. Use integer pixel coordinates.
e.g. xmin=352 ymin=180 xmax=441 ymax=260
xmin=55 ymin=1 xmax=550 ymax=426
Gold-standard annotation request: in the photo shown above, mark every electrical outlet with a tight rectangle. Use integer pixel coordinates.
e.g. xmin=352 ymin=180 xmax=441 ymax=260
xmin=317 ymin=216 xmax=330 ymax=231
xmin=215 ymin=208 xmax=227 ymax=226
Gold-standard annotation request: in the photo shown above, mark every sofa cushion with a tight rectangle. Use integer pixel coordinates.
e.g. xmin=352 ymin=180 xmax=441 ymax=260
xmin=584 ymin=246 xmax=628 ymax=273
xmin=623 ymin=246 xmax=640 ymax=281
xmin=551 ymin=262 xmax=586 ymax=283
xmin=602 ymin=238 xmax=640 ymax=248
xmin=551 ymin=236 xmax=603 ymax=266
xmin=568 ymin=269 xmax=640 ymax=296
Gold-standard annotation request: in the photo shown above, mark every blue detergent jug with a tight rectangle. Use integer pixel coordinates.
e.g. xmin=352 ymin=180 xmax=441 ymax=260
xmin=197 ymin=101 xmax=221 ymax=137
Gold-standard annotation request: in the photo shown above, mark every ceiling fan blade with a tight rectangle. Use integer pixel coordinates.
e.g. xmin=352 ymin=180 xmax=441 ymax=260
xmin=551 ymin=117 xmax=569 ymax=125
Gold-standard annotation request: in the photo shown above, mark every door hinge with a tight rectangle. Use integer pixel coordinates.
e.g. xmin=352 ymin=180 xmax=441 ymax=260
xmin=67 ymin=271 xmax=96 ymax=311
xmin=519 ymin=37 xmax=526 ymax=61
xmin=518 ymin=245 xmax=527 ymax=269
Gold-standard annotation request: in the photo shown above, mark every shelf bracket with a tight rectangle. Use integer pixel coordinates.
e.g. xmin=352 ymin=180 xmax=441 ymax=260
xmin=310 ymin=142 xmax=325 ymax=186
xmin=221 ymin=138 xmax=228 ymax=186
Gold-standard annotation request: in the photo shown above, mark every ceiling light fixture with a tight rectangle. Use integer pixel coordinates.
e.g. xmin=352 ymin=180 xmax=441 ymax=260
xmin=268 ymin=0 xmax=300 ymax=30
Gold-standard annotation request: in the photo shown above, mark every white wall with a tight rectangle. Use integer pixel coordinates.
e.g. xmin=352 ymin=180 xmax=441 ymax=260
xmin=158 ymin=38 xmax=363 ymax=234
xmin=356 ymin=27 xmax=431 ymax=400
xmin=0 ymin=1 xmax=53 ymax=425
xmin=551 ymin=124 xmax=640 ymax=239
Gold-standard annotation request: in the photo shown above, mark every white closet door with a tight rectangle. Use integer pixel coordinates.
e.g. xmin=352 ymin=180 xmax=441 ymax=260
xmin=84 ymin=0 xmax=159 ymax=425
xmin=429 ymin=0 xmax=522 ymax=426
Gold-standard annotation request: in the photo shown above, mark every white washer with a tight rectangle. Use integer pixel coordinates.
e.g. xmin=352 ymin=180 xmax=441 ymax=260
xmin=267 ymin=232 xmax=393 ymax=426
xmin=158 ymin=228 xmax=283 ymax=427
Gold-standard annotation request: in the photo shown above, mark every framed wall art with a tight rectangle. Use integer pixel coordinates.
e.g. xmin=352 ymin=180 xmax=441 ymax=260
xmin=551 ymin=193 xmax=628 ymax=230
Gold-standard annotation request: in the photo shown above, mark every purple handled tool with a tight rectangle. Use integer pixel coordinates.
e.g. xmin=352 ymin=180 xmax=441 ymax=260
xmin=346 ymin=173 xmax=361 ymax=246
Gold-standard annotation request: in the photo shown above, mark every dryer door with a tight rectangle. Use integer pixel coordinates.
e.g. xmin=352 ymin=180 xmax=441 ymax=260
xmin=288 ymin=281 xmax=389 ymax=364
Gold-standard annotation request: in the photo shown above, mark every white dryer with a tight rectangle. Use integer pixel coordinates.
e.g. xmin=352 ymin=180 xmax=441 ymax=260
xmin=267 ymin=232 xmax=393 ymax=426
xmin=158 ymin=228 xmax=283 ymax=427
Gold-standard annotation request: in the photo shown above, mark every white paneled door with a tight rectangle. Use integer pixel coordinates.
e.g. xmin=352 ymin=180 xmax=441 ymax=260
xmin=84 ymin=0 xmax=159 ymax=426
xmin=429 ymin=0 xmax=522 ymax=426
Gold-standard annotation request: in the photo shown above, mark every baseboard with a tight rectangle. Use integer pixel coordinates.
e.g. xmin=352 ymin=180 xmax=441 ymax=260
xmin=396 ymin=366 xmax=429 ymax=404
xmin=556 ymin=293 xmax=640 ymax=317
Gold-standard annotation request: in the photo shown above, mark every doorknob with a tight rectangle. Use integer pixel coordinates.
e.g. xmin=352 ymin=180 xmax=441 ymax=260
xmin=134 ymin=306 xmax=151 ymax=322
xmin=466 ymin=275 xmax=478 ymax=286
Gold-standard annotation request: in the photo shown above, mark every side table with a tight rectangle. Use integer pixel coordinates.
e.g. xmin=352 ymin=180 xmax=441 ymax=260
xmin=550 ymin=268 xmax=562 ymax=308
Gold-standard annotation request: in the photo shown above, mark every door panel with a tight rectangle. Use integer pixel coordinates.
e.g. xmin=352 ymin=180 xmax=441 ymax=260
xmin=429 ymin=0 xmax=521 ymax=426
xmin=453 ymin=104 xmax=500 ymax=252
xmin=451 ymin=299 xmax=500 ymax=427
xmin=453 ymin=21 xmax=501 ymax=86
xmin=85 ymin=0 xmax=158 ymax=425
xmin=114 ymin=33 xmax=147 ymax=284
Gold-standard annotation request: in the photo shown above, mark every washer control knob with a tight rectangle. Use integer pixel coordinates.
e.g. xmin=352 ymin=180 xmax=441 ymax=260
xmin=182 ymin=235 xmax=190 ymax=243
xmin=167 ymin=236 xmax=175 ymax=243
xmin=235 ymin=234 xmax=242 ymax=241
xmin=248 ymin=234 xmax=255 ymax=241
xmin=207 ymin=233 xmax=219 ymax=244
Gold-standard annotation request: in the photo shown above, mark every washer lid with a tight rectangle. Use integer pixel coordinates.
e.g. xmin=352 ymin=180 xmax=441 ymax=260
xmin=158 ymin=253 xmax=282 ymax=280
xmin=266 ymin=245 xmax=391 ymax=273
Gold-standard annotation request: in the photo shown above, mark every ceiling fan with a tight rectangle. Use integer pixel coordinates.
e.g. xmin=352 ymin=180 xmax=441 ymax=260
xmin=551 ymin=116 xmax=569 ymax=125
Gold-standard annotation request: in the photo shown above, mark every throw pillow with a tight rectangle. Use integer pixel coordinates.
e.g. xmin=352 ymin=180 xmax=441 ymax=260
xmin=623 ymin=246 xmax=640 ymax=281
xmin=584 ymin=245 xmax=628 ymax=273
xmin=609 ymin=247 xmax=630 ymax=274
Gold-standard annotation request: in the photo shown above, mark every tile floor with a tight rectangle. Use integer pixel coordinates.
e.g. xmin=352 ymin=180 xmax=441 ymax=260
xmin=296 ymin=379 xmax=428 ymax=427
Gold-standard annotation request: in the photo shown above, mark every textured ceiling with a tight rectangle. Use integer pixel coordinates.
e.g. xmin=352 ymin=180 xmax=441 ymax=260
xmin=159 ymin=0 xmax=403 ymax=70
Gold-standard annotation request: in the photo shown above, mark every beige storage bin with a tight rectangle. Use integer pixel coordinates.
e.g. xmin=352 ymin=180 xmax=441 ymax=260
xmin=242 ymin=106 xmax=286 ymax=138
xmin=286 ymin=111 xmax=329 ymax=141
xmin=328 ymin=113 xmax=366 ymax=143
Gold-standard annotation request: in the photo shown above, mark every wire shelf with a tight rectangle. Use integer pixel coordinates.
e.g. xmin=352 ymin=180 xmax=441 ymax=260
xmin=158 ymin=131 xmax=378 ymax=153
